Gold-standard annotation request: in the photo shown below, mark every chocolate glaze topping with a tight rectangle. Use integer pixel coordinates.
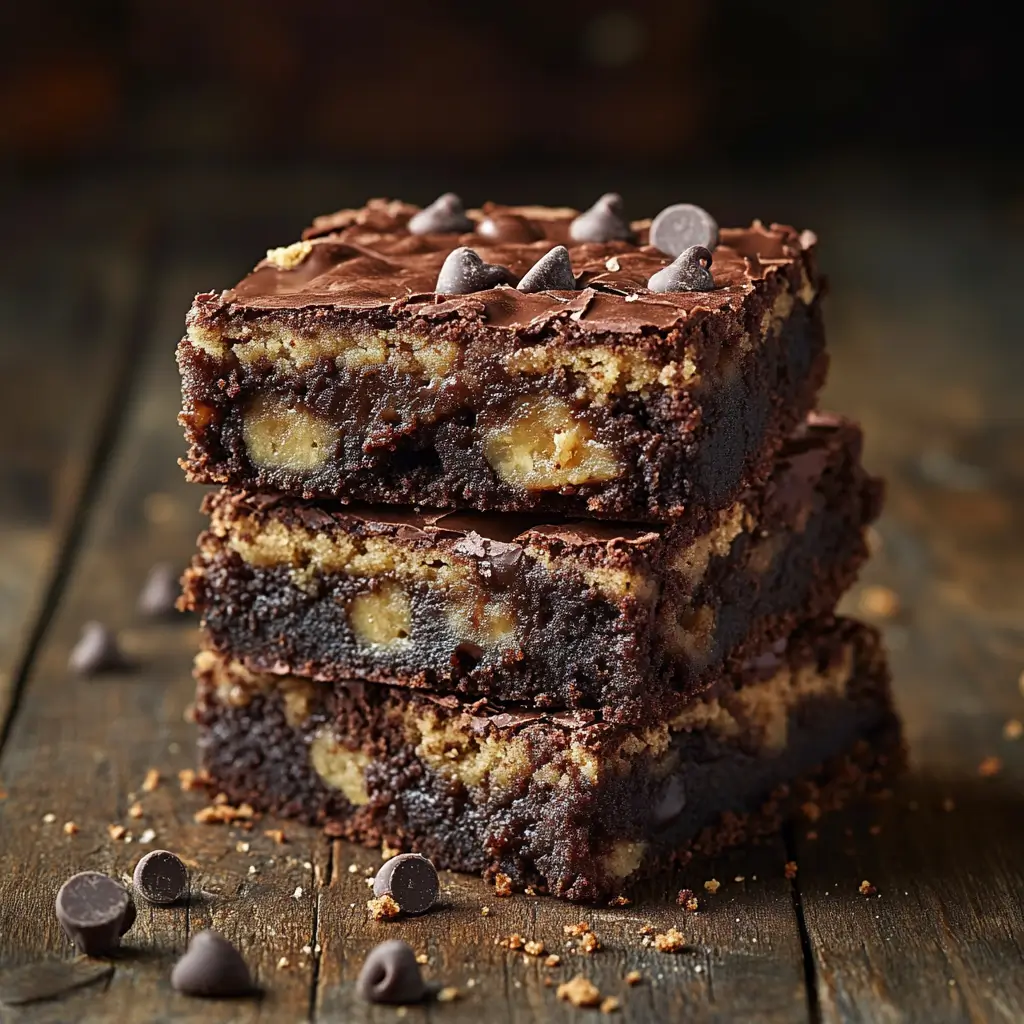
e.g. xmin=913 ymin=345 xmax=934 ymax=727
xmin=212 ymin=199 xmax=814 ymax=335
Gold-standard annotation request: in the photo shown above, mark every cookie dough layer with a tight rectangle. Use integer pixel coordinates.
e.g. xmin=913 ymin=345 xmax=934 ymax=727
xmin=178 ymin=200 xmax=826 ymax=521
xmin=193 ymin=618 xmax=902 ymax=902
xmin=182 ymin=415 xmax=880 ymax=721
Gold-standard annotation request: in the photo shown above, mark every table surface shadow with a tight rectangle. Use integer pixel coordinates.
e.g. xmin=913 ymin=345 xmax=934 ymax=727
xmin=0 ymin=167 xmax=1021 ymax=1024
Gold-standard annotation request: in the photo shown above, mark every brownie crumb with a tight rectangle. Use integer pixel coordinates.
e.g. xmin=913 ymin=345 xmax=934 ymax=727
xmin=859 ymin=880 xmax=877 ymax=896
xmin=637 ymin=924 xmax=655 ymax=937
xmin=858 ymin=585 xmax=900 ymax=619
xmin=523 ymin=940 xmax=546 ymax=957
xmin=802 ymin=801 xmax=822 ymax=822
xmin=264 ymin=829 xmax=287 ymax=844
xmin=608 ymin=895 xmax=631 ymax=907
xmin=564 ymin=922 xmax=592 ymax=938
xmin=381 ymin=841 xmax=400 ymax=861
xmin=415 ymin=953 xmax=429 ymax=965
xmin=557 ymin=975 xmax=602 ymax=1008
xmin=676 ymin=888 xmax=698 ymax=909
xmin=367 ymin=894 xmax=401 ymax=921
xmin=1004 ymin=719 xmax=1023 ymax=740
xmin=481 ymin=906 xmax=491 ymax=917
xmin=601 ymin=996 xmax=621 ymax=1014
xmin=494 ymin=872 xmax=513 ymax=897
xmin=978 ymin=756 xmax=1003 ymax=777
xmin=107 ymin=824 xmax=127 ymax=841
xmin=63 ymin=821 xmax=79 ymax=836
xmin=194 ymin=801 xmax=255 ymax=825
xmin=141 ymin=769 xmax=161 ymax=792
xmin=625 ymin=970 xmax=643 ymax=986
xmin=436 ymin=986 xmax=461 ymax=1003
xmin=654 ymin=928 xmax=687 ymax=953
xmin=580 ymin=931 xmax=602 ymax=954
xmin=784 ymin=861 xmax=799 ymax=880
xmin=497 ymin=934 xmax=525 ymax=951
xmin=703 ymin=879 xmax=721 ymax=894
xmin=544 ymin=954 xmax=562 ymax=968
xmin=236 ymin=841 xmax=250 ymax=853
xmin=525 ymin=886 xmax=538 ymax=896
xmin=128 ymin=802 xmax=144 ymax=820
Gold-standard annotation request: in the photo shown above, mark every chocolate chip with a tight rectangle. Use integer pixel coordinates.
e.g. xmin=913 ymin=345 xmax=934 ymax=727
xmin=373 ymin=854 xmax=439 ymax=916
xmin=651 ymin=775 xmax=687 ymax=825
xmin=0 ymin=959 xmax=114 ymax=1007
xmin=408 ymin=193 xmax=474 ymax=235
xmin=68 ymin=622 xmax=129 ymax=676
xmin=55 ymin=872 xmax=132 ymax=956
xmin=170 ymin=930 xmax=255 ymax=998
xmin=435 ymin=247 xmax=515 ymax=294
xmin=516 ymin=246 xmax=576 ymax=293
xmin=568 ymin=193 xmax=633 ymax=244
xmin=137 ymin=563 xmax=180 ymax=617
xmin=649 ymin=203 xmax=718 ymax=257
xmin=477 ymin=213 xmax=542 ymax=243
xmin=647 ymin=245 xmax=715 ymax=293
xmin=357 ymin=940 xmax=429 ymax=1004
xmin=133 ymin=850 xmax=188 ymax=905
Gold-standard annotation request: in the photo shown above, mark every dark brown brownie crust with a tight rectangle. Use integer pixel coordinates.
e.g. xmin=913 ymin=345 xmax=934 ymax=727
xmin=178 ymin=200 xmax=827 ymax=521
xmin=183 ymin=416 xmax=880 ymax=722
xmin=193 ymin=618 xmax=902 ymax=902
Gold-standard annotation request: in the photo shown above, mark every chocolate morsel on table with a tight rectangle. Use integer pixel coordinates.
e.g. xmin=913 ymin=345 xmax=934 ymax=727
xmin=372 ymin=854 xmax=439 ymax=915
xmin=133 ymin=850 xmax=188 ymax=904
xmin=178 ymin=199 xmax=826 ymax=521
xmin=357 ymin=940 xmax=430 ymax=1004
xmin=170 ymin=930 xmax=254 ymax=998
xmin=649 ymin=202 xmax=719 ymax=257
xmin=137 ymin=562 xmax=181 ymax=617
xmin=67 ymin=622 xmax=129 ymax=676
xmin=55 ymin=872 xmax=133 ymax=955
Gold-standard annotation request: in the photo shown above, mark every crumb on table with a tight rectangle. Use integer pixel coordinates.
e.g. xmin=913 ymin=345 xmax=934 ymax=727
xmin=654 ymin=927 xmax=687 ymax=953
xmin=859 ymin=880 xmax=877 ymax=896
xmin=494 ymin=872 xmax=513 ymax=897
xmin=557 ymin=975 xmax=602 ymax=1008
xmin=704 ymin=878 xmax=721 ymax=894
xmin=367 ymin=893 xmax=401 ymax=921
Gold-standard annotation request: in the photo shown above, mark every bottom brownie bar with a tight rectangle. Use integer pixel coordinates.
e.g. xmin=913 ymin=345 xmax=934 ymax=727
xmin=193 ymin=618 xmax=901 ymax=902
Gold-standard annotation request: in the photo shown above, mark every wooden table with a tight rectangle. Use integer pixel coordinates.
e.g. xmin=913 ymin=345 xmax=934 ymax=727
xmin=1 ymin=167 xmax=1022 ymax=1022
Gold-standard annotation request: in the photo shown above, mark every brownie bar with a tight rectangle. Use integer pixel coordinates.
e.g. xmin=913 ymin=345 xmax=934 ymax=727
xmin=193 ymin=618 xmax=902 ymax=902
xmin=178 ymin=198 xmax=827 ymax=521
xmin=182 ymin=415 xmax=880 ymax=722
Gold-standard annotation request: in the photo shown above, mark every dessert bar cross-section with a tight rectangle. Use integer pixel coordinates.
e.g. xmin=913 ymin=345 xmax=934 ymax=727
xmin=193 ymin=617 xmax=902 ymax=903
xmin=182 ymin=414 xmax=880 ymax=722
xmin=178 ymin=198 xmax=827 ymax=521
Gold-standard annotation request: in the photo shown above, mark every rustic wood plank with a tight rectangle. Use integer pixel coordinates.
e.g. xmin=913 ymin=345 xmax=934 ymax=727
xmin=0 ymin=254 xmax=322 ymax=1023
xmin=0 ymin=200 xmax=149 ymax=728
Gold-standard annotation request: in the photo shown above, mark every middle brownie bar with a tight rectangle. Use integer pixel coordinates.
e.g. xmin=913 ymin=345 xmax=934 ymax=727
xmin=183 ymin=414 xmax=880 ymax=722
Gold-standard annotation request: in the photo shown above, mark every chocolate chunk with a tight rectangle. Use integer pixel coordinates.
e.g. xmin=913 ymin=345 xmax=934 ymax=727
xmin=357 ymin=940 xmax=429 ymax=1004
xmin=568 ymin=193 xmax=633 ymax=243
xmin=407 ymin=193 xmax=474 ymax=235
xmin=133 ymin=850 xmax=188 ymax=905
xmin=651 ymin=775 xmax=687 ymax=825
xmin=435 ymin=247 xmax=515 ymax=294
xmin=516 ymin=246 xmax=576 ymax=293
xmin=477 ymin=213 xmax=542 ymax=243
xmin=68 ymin=622 xmax=129 ymax=676
xmin=137 ymin=563 xmax=180 ymax=617
xmin=0 ymin=959 xmax=114 ymax=1007
xmin=649 ymin=203 xmax=719 ymax=257
xmin=372 ymin=854 xmax=439 ymax=915
xmin=647 ymin=245 xmax=715 ymax=293
xmin=170 ymin=930 xmax=255 ymax=998
xmin=55 ymin=872 xmax=132 ymax=955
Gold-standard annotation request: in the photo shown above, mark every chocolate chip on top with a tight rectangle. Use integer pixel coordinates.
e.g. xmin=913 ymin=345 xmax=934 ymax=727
xmin=477 ymin=212 xmax=542 ymax=243
xmin=435 ymin=247 xmax=516 ymax=294
xmin=649 ymin=203 xmax=719 ymax=257
xmin=647 ymin=245 xmax=715 ymax=293
xmin=516 ymin=246 xmax=577 ymax=293
xmin=407 ymin=192 xmax=474 ymax=235
xmin=372 ymin=853 xmax=439 ymax=915
xmin=568 ymin=193 xmax=634 ymax=244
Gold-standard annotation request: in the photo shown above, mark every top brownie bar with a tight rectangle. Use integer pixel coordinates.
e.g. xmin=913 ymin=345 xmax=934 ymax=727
xmin=178 ymin=195 xmax=827 ymax=521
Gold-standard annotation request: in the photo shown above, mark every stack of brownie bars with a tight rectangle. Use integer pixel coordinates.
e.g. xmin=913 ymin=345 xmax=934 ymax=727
xmin=177 ymin=194 xmax=902 ymax=902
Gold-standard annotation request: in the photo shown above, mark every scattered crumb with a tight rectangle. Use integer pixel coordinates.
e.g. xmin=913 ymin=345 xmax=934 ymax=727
xmin=107 ymin=824 xmax=127 ymax=841
xmin=194 ymin=802 xmax=255 ymax=825
xmin=436 ymin=986 xmax=461 ymax=1003
xmin=1004 ymin=719 xmax=1023 ymax=740
xmin=367 ymin=894 xmax=400 ymax=921
xmin=415 ymin=953 xmax=429 ymax=965
xmin=869 ymin=825 xmax=883 ymax=836
xmin=293 ymin=886 xmax=303 ymax=899
xmin=497 ymin=934 xmax=525 ymax=951
xmin=605 ymin=256 xmax=621 ymax=272
xmin=236 ymin=841 xmax=250 ymax=853
xmin=494 ymin=872 xmax=513 ymax=897
xmin=264 ymin=829 xmax=287 ymax=845
xmin=142 ymin=768 xmax=160 ymax=792
xmin=128 ymin=801 xmax=144 ymax=819
xmin=580 ymin=931 xmax=602 ymax=954
xmin=277 ymin=956 xmax=289 ymax=969
xmin=654 ymin=928 xmax=687 ymax=953
xmin=63 ymin=821 xmax=79 ymax=836
xmin=42 ymin=813 xmax=57 ymax=825
xmin=802 ymin=801 xmax=821 ymax=822
xmin=557 ymin=975 xmax=602 ymax=1008
xmin=564 ymin=922 xmax=591 ymax=938
xmin=544 ymin=954 xmax=562 ymax=968
xmin=177 ymin=768 xmax=200 ymax=791
xmin=859 ymin=880 xmax=877 ymax=896
xmin=806 ymin=830 xmax=819 ymax=841
xmin=942 ymin=797 xmax=956 ymax=812
xmin=608 ymin=895 xmax=631 ymax=906
xmin=601 ymin=996 xmax=621 ymax=1014
xmin=625 ymin=970 xmax=643 ymax=986
xmin=858 ymin=585 xmax=900 ymax=619
xmin=248 ymin=865 xmax=258 ymax=876
xmin=524 ymin=940 xmax=546 ymax=957
xmin=364 ymin=877 xmax=374 ymax=888
xmin=381 ymin=841 xmax=400 ymax=861
xmin=676 ymin=888 xmax=695 ymax=906
xmin=636 ymin=924 xmax=655 ymax=937
xmin=733 ymin=876 xmax=745 ymax=883
xmin=978 ymin=756 xmax=1002 ymax=777
xmin=139 ymin=828 xmax=156 ymax=844
xmin=703 ymin=879 xmax=720 ymax=894
xmin=525 ymin=885 xmax=537 ymax=896
xmin=784 ymin=861 xmax=799 ymax=880
xmin=481 ymin=906 xmax=491 ymax=917
xmin=301 ymin=945 xmax=312 ymax=956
